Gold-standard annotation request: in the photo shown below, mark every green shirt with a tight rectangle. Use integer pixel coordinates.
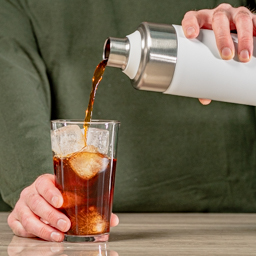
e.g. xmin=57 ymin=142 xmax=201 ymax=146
xmin=0 ymin=0 xmax=255 ymax=213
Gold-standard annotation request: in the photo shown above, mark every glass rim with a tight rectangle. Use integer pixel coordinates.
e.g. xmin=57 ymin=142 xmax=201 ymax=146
xmin=51 ymin=119 xmax=120 ymax=125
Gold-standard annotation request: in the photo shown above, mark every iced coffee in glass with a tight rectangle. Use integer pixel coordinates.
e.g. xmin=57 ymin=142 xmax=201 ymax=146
xmin=51 ymin=119 xmax=120 ymax=242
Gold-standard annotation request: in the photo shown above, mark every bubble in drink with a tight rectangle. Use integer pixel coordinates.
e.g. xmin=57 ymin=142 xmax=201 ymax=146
xmin=51 ymin=125 xmax=85 ymax=157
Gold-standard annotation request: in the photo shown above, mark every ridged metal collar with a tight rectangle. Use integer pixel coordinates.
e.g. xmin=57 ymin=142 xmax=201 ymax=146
xmin=132 ymin=22 xmax=177 ymax=92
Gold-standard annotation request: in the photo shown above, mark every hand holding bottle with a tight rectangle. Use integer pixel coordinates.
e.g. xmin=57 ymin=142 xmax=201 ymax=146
xmin=182 ymin=3 xmax=255 ymax=62
xmin=182 ymin=3 xmax=256 ymax=105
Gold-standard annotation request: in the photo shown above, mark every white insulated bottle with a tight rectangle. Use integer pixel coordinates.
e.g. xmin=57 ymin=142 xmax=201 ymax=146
xmin=103 ymin=22 xmax=256 ymax=106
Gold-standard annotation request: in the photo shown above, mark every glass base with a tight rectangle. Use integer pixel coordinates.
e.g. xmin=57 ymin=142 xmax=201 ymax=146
xmin=64 ymin=233 xmax=109 ymax=243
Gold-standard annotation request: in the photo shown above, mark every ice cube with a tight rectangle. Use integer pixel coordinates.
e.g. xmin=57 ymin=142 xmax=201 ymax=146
xmin=61 ymin=191 xmax=84 ymax=209
xmin=51 ymin=125 xmax=85 ymax=157
xmin=69 ymin=150 xmax=109 ymax=180
xmin=70 ymin=207 xmax=108 ymax=235
xmin=82 ymin=128 xmax=109 ymax=154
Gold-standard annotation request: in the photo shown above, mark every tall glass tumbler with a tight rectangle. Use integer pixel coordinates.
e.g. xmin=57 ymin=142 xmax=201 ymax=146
xmin=51 ymin=120 xmax=120 ymax=242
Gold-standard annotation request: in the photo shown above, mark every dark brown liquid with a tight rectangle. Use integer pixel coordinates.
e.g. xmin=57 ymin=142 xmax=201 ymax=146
xmin=54 ymin=153 xmax=116 ymax=236
xmin=83 ymin=59 xmax=108 ymax=140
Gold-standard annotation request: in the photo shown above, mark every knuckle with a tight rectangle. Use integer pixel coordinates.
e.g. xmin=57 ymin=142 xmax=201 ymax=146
xmin=239 ymin=35 xmax=252 ymax=43
xmin=20 ymin=212 xmax=31 ymax=230
xmin=234 ymin=10 xmax=251 ymax=23
xmin=35 ymin=174 xmax=55 ymax=199
xmin=216 ymin=3 xmax=232 ymax=10
xmin=29 ymin=193 xmax=43 ymax=212
xmin=46 ymin=208 xmax=57 ymax=222
xmin=35 ymin=174 xmax=46 ymax=189
xmin=236 ymin=6 xmax=250 ymax=13
xmin=183 ymin=10 xmax=197 ymax=19
xmin=213 ymin=9 xmax=230 ymax=22
xmin=213 ymin=4 xmax=234 ymax=21
xmin=37 ymin=225 xmax=50 ymax=239
xmin=217 ymin=35 xmax=230 ymax=44
xmin=20 ymin=186 xmax=30 ymax=199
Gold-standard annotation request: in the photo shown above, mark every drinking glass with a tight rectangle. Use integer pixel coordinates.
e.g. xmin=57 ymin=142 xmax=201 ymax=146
xmin=51 ymin=119 xmax=120 ymax=242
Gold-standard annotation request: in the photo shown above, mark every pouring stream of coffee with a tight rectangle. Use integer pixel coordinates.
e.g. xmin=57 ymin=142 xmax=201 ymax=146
xmin=84 ymin=59 xmax=108 ymax=142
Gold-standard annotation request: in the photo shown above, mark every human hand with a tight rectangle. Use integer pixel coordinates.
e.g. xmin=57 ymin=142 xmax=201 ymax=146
xmin=8 ymin=174 xmax=119 ymax=242
xmin=182 ymin=3 xmax=256 ymax=105
xmin=182 ymin=3 xmax=255 ymax=62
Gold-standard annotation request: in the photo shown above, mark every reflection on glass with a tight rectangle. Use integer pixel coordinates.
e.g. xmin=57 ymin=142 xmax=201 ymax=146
xmin=8 ymin=236 xmax=118 ymax=256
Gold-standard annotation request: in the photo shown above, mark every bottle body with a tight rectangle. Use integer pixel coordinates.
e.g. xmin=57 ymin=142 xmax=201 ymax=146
xmin=103 ymin=22 xmax=256 ymax=106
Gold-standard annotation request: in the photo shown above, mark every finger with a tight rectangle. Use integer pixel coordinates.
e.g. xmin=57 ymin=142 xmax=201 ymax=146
xmin=182 ymin=9 xmax=214 ymax=39
xmin=233 ymin=7 xmax=253 ymax=62
xmin=199 ymin=99 xmax=212 ymax=105
xmin=24 ymin=189 xmax=70 ymax=233
xmin=9 ymin=206 xmax=63 ymax=242
xmin=110 ymin=213 xmax=119 ymax=227
xmin=35 ymin=174 xmax=63 ymax=208
xmin=252 ymin=14 xmax=256 ymax=36
xmin=212 ymin=4 xmax=235 ymax=60
xmin=182 ymin=11 xmax=201 ymax=38
xmin=17 ymin=205 xmax=65 ymax=242
xmin=8 ymin=213 xmax=35 ymax=238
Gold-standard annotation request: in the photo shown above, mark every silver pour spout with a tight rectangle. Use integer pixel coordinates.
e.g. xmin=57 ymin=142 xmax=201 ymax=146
xmin=103 ymin=37 xmax=130 ymax=70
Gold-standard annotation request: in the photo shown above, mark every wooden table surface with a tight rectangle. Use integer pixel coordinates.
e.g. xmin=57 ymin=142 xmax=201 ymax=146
xmin=0 ymin=212 xmax=255 ymax=256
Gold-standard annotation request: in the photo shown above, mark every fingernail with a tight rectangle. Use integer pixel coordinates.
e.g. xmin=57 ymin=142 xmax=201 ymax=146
xmin=51 ymin=231 xmax=62 ymax=242
xmin=57 ymin=219 xmax=67 ymax=231
xmin=221 ymin=47 xmax=233 ymax=59
xmin=52 ymin=196 xmax=60 ymax=207
xmin=186 ymin=27 xmax=196 ymax=37
xmin=239 ymin=49 xmax=250 ymax=61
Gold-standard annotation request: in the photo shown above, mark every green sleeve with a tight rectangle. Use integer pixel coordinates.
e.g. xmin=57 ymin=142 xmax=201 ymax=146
xmin=0 ymin=0 xmax=53 ymax=208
